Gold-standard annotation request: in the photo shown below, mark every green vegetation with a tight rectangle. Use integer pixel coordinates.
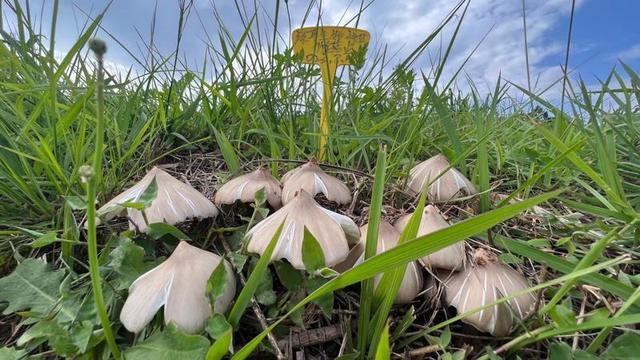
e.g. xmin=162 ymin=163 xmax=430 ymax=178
xmin=1 ymin=0 xmax=640 ymax=359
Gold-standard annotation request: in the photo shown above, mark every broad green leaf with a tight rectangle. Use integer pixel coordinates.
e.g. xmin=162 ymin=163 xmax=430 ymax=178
xmin=274 ymin=262 xmax=303 ymax=291
xmin=549 ymin=302 xmax=576 ymax=327
xmin=439 ymin=327 xmax=451 ymax=348
xmin=0 ymin=259 xmax=75 ymax=322
xmin=69 ymin=321 xmax=94 ymax=354
xmin=0 ymin=347 xmax=27 ymax=359
xmin=147 ymin=223 xmax=190 ymax=241
xmin=107 ymin=237 xmax=149 ymax=290
xmin=254 ymin=270 xmax=276 ymax=306
xmin=117 ymin=178 xmax=160 ymax=212
xmin=254 ymin=187 xmax=267 ymax=206
xmin=30 ymin=231 xmax=58 ymax=248
xmin=307 ymin=277 xmax=333 ymax=317
xmin=229 ymin=252 xmax=248 ymax=273
xmin=602 ymin=332 xmax=640 ymax=360
xmin=549 ymin=342 xmax=574 ymax=360
xmin=302 ymin=227 xmax=325 ymax=272
xmin=132 ymin=177 xmax=158 ymax=208
xmin=206 ymin=314 xmax=233 ymax=340
xmin=17 ymin=320 xmax=77 ymax=357
xmin=64 ymin=195 xmax=87 ymax=210
xmin=124 ymin=324 xmax=210 ymax=360
xmin=207 ymin=262 xmax=228 ymax=302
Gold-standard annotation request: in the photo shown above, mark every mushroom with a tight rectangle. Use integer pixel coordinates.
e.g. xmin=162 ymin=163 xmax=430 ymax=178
xmin=336 ymin=221 xmax=423 ymax=304
xmin=281 ymin=160 xmax=351 ymax=205
xmin=246 ymin=190 xmax=359 ymax=270
xmin=407 ymin=154 xmax=477 ymax=202
xmin=97 ymin=167 xmax=218 ymax=232
xmin=394 ymin=205 xmax=466 ymax=270
xmin=441 ymin=248 xmax=535 ymax=336
xmin=214 ymin=168 xmax=282 ymax=208
xmin=120 ymin=241 xmax=236 ymax=334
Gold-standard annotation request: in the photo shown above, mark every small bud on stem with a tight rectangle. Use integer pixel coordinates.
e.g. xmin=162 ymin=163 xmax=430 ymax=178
xmin=79 ymin=165 xmax=94 ymax=184
xmin=88 ymin=38 xmax=107 ymax=58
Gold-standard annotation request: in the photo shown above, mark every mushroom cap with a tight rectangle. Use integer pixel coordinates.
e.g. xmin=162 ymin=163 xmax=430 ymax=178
xmin=394 ymin=205 xmax=466 ymax=270
xmin=407 ymin=154 xmax=477 ymax=201
xmin=442 ymin=249 xmax=535 ymax=336
xmin=120 ymin=241 xmax=236 ymax=334
xmin=359 ymin=221 xmax=424 ymax=304
xmin=214 ymin=168 xmax=282 ymax=208
xmin=281 ymin=161 xmax=352 ymax=205
xmin=246 ymin=190 xmax=358 ymax=269
xmin=97 ymin=167 xmax=219 ymax=232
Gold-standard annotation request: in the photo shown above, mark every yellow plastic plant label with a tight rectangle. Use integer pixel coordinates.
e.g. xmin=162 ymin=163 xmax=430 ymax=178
xmin=292 ymin=26 xmax=370 ymax=160
xmin=292 ymin=26 xmax=370 ymax=67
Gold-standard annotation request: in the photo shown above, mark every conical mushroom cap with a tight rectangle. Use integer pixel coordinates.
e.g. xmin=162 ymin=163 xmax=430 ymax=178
xmin=281 ymin=161 xmax=352 ymax=205
xmin=120 ymin=241 xmax=236 ymax=334
xmin=407 ymin=154 xmax=477 ymax=201
xmin=214 ymin=168 xmax=282 ymax=208
xmin=246 ymin=190 xmax=358 ymax=269
xmin=442 ymin=249 xmax=535 ymax=336
xmin=97 ymin=167 xmax=218 ymax=232
xmin=394 ymin=205 xmax=466 ymax=270
xmin=359 ymin=221 xmax=424 ymax=304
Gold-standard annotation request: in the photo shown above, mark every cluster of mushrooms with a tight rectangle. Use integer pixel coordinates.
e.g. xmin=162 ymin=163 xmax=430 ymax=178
xmin=98 ymin=155 xmax=534 ymax=338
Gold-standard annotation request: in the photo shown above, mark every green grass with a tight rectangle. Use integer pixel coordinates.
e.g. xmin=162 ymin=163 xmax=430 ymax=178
xmin=1 ymin=0 xmax=640 ymax=359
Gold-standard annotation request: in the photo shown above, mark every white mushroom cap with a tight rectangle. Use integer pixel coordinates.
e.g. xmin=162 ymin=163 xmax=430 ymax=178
xmin=246 ymin=190 xmax=359 ymax=270
xmin=214 ymin=168 xmax=282 ymax=208
xmin=281 ymin=160 xmax=352 ymax=205
xmin=394 ymin=205 xmax=466 ymax=270
xmin=97 ymin=167 xmax=218 ymax=233
xmin=407 ymin=154 xmax=477 ymax=202
xmin=120 ymin=241 xmax=236 ymax=334
xmin=442 ymin=248 xmax=535 ymax=336
xmin=358 ymin=221 xmax=424 ymax=304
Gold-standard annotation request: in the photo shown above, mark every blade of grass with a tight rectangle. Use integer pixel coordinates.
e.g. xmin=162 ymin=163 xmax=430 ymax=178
xmin=400 ymin=255 xmax=628 ymax=349
xmin=495 ymin=235 xmax=639 ymax=310
xmin=357 ymin=145 xmax=386 ymax=357
xmin=367 ymin=188 xmax=427 ymax=357
xmin=232 ymin=189 xmax=563 ymax=359
xmin=539 ymin=219 xmax=638 ymax=314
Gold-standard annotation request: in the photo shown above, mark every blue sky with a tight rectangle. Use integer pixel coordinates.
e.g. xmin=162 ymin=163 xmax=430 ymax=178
xmin=3 ymin=0 xmax=639 ymax=99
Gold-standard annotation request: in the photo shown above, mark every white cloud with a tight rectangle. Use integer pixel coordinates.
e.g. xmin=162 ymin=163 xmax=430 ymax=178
xmin=3 ymin=0 xmax=587 ymax=102
xmin=616 ymin=44 xmax=640 ymax=62
xmin=295 ymin=0 xmax=583 ymax=100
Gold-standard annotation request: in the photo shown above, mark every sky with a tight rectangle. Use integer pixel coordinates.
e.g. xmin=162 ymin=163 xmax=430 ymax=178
xmin=2 ymin=0 xmax=640 ymax=100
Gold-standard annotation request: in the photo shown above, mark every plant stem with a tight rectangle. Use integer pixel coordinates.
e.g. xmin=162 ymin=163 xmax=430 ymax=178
xmin=86 ymin=39 xmax=121 ymax=359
